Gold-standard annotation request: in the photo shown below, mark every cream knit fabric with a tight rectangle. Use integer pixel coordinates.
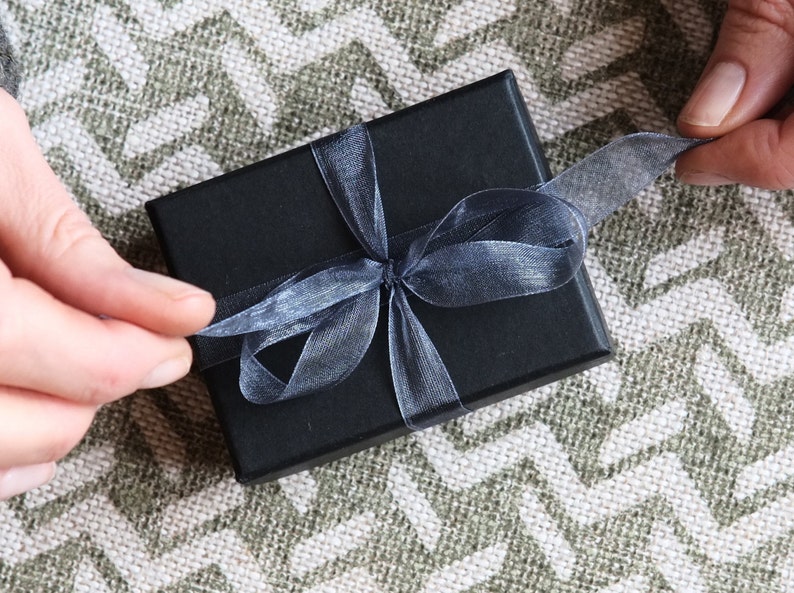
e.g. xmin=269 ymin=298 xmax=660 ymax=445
xmin=2 ymin=2 xmax=794 ymax=592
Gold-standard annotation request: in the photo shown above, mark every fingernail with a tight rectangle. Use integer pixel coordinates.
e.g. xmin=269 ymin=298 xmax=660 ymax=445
xmin=141 ymin=356 xmax=192 ymax=389
xmin=0 ymin=463 xmax=56 ymax=500
xmin=680 ymin=62 xmax=746 ymax=127
xmin=678 ymin=170 xmax=735 ymax=186
xmin=125 ymin=268 xmax=212 ymax=301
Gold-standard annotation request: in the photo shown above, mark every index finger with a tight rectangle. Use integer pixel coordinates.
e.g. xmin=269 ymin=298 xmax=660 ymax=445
xmin=678 ymin=0 xmax=794 ymax=138
xmin=0 ymin=90 xmax=215 ymax=337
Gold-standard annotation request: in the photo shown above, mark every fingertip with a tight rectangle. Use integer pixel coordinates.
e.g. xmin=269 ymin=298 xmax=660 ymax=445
xmin=677 ymin=0 xmax=794 ymax=139
xmin=676 ymin=169 xmax=735 ymax=187
xmin=124 ymin=268 xmax=212 ymax=301
xmin=676 ymin=117 xmax=724 ymax=140
xmin=675 ymin=141 xmax=737 ymax=187
xmin=75 ymin=322 xmax=195 ymax=404
xmin=678 ymin=61 xmax=747 ymax=131
xmin=140 ymin=355 xmax=193 ymax=390
xmin=165 ymin=290 xmax=217 ymax=335
xmin=140 ymin=289 xmax=217 ymax=337
xmin=0 ymin=462 xmax=56 ymax=500
xmin=103 ymin=267 xmax=216 ymax=336
xmin=675 ymin=141 xmax=736 ymax=186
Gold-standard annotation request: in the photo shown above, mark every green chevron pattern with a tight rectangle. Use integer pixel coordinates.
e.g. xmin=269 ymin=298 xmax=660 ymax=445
xmin=1 ymin=0 xmax=794 ymax=591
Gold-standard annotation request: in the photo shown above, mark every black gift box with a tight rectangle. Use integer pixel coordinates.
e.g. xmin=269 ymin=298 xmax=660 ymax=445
xmin=146 ymin=71 xmax=613 ymax=484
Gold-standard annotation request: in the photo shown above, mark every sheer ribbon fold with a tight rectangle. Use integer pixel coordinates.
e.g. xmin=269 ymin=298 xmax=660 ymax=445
xmin=198 ymin=124 xmax=701 ymax=430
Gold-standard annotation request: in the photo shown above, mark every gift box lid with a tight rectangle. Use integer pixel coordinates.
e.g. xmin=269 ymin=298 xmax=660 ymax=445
xmin=146 ymin=70 xmax=613 ymax=484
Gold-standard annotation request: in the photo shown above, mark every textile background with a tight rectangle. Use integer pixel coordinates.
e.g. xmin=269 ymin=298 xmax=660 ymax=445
xmin=2 ymin=1 xmax=793 ymax=591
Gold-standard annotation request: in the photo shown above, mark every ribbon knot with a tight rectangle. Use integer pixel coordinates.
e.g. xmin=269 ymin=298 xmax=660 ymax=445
xmin=197 ymin=124 xmax=702 ymax=430
xmin=381 ymin=259 xmax=398 ymax=291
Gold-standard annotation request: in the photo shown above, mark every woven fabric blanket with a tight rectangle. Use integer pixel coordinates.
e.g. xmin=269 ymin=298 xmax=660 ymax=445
xmin=1 ymin=1 xmax=793 ymax=592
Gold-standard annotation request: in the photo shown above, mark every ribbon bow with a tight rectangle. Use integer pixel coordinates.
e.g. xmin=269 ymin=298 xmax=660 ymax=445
xmin=198 ymin=124 xmax=700 ymax=430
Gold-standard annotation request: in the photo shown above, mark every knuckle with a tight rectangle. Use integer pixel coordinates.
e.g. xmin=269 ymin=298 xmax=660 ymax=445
xmin=770 ymin=156 xmax=794 ymax=189
xmin=755 ymin=125 xmax=794 ymax=188
xmin=39 ymin=204 xmax=103 ymax=264
xmin=81 ymin=367 xmax=132 ymax=404
xmin=757 ymin=122 xmax=781 ymax=156
xmin=728 ymin=0 xmax=794 ymax=37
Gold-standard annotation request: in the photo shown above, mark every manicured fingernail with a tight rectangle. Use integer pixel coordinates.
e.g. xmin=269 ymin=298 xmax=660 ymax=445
xmin=141 ymin=356 xmax=192 ymax=389
xmin=680 ymin=62 xmax=746 ymax=127
xmin=0 ymin=463 xmax=56 ymax=500
xmin=678 ymin=170 xmax=735 ymax=186
xmin=125 ymin=268 xmax=211 ymax=300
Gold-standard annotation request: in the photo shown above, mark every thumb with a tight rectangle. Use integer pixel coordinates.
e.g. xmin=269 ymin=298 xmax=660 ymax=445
xmin=0 ymin=91 xmax=215 ymax=336
xmin=678 ymin=0 xmax=794 ymax=137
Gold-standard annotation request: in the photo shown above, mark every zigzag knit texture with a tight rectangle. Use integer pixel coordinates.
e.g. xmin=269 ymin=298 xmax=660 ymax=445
xmin=0 ymin=21 xmax=20 ymax=97
xmin=2 ymin=2 xmax=794 ymax=592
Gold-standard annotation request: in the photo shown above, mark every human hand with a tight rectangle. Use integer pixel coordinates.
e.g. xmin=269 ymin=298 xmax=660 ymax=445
xmin=676 ymin=0 xmax=794 ymax=189
xmin=0 ymin=90 xmax=215 ymax=500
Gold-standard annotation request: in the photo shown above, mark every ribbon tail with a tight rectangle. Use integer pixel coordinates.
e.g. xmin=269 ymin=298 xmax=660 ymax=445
xmin=198 ymin=259 xmax=383 ymax=338
xmin=539 ymin=133 xmax=705 ymax=227
xmin=387 ymin=286 xmax=469 ymax=430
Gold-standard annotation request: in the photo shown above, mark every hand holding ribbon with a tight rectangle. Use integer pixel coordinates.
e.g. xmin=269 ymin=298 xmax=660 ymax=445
xmin=197 ymin=125 xmax=702 ymax=430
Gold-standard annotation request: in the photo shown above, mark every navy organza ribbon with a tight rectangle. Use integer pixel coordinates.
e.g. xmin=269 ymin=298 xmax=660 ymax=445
xmin=197 ymin=125 xmax=701 ymax=430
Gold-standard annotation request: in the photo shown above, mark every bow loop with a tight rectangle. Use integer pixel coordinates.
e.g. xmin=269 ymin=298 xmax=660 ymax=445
xmin=312 ymin=125 xmax=389 ymax=262
xmin=238 ymin=289 xmax=381 ymax=403
xmin=197 ymin=256 xmax=384 ymax=405
xmin=399 ymin=188 xmax=589 ymax=307
xmin=404 ymin=239 xmax=586 ymax=307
